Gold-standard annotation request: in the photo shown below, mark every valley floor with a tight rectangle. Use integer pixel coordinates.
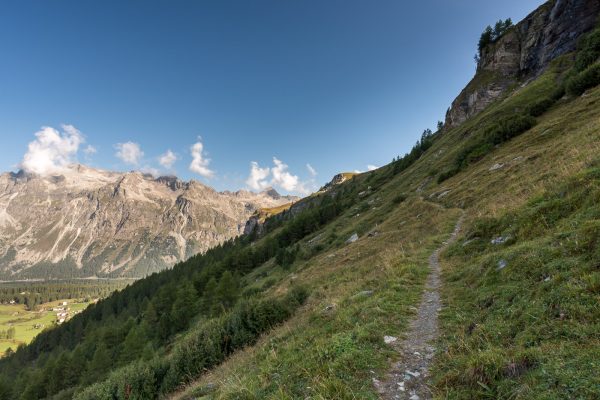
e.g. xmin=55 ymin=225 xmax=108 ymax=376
xmin=0 ymin=299 xmax=92 ymax=356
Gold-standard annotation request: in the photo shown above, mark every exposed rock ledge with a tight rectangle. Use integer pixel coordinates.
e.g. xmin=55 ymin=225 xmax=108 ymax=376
xmin=445 ymin=0 xmax=600 ymax=128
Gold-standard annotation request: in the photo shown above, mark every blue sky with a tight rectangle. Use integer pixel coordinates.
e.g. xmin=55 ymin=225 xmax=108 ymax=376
xmin=0 ymin=0 xmax=544 ymax=194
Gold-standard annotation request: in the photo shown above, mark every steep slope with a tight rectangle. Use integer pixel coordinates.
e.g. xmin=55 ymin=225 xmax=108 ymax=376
xmin=1 ymin=1 xmax=599 ymax=399
xmin=446 ymin=0 xmax=599 ymax=127
xmin=0 ymin=165 xmax=296 ymax=279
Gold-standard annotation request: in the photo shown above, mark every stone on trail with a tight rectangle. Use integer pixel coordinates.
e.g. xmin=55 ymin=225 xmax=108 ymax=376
xmin=384 ymin=335 xmax=398 ymax=344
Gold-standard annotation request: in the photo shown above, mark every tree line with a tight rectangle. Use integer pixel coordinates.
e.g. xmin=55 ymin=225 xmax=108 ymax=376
xmin=0 ymin=280 xmax=131 ymax=310
xmin=476 ymin=18 xmax=513 ymax=62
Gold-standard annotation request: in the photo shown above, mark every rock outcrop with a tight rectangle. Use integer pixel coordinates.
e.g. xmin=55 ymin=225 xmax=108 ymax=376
xmin=0 ymin=165 xmax=296 ymax=279
xmin=445 ymin=0 xmax=600 ymax=128
xmin=319 ymin=172 xmax=358 ymax=192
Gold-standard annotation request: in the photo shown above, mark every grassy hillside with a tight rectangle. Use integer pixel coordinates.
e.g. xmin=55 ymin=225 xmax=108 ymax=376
xmin=170 ymin=30 xmax=600 ymax=400
xmin=1 ymin=14 xmax=600 ymax=400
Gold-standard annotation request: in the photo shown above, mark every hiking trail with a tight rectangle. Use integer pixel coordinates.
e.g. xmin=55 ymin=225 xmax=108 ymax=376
xmin=374 ymin=215 xmax=464 ymax=400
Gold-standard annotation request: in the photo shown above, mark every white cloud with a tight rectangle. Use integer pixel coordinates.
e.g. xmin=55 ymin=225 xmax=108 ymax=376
xmin=245 ymin=157 xmax=313 ymax=195
xmin=245 ymin=161 xmax=271 ymax=191
xmin=115 ymin=141 xmax=143 ymax=165
xmin=20 ymin=124 xmax=84 ymax=175
xmin=189 ymin=140 xmax=214 ymax=178
xmin=367 ymin=164 xmax=378 ymax=171
xmin=271 ymin=157 xmax=300 ymax=192
xmin=158 ymin=150 xmax=177 ymax=168
xmin=306 ymin=163 xmax=317 ymax=177
xmin=83 ymin=145 xmax=97 ymax=155
xmin=140 ymin=165 xmax=160 ymax=177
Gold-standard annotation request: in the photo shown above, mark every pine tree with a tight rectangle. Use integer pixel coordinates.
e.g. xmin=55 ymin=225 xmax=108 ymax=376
xmin=170 ymin=282 xmax=198 ymax=332
xmin=202 ymin=276 xmax=218 ymax=312
xmin=85 ymin=343 xmax=111 ymax=384
xmin=118 ymin=323 xmax=146 ymax=363
xmin=216 ymin=271 xmax=238 ymax=312
xmin=478 ymin=25 xmax=494 ymax=53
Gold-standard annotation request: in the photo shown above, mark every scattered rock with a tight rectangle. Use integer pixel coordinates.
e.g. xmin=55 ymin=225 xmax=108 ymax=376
xmin=405 ymin=370 xmax=421 ymax=378
xmin=367 ymin=230 xmax=380 ymax=238
xmin=346 ymin=233 xmax=359 ymax=244
xmin=323 ymin=304 xmax=336 ymax=312
xmin=416 ymin=177 xmax=432 ymax=192
xmin=491 ymin=235 xmax=510 ymax=245
xmin=497 ymin=259 xmax=508 ymax=270
xmin=437 ymin=190 xmax=451 ymax=198
xmin=308 ymin=233 xmax=323 ymax=245
xmin=489 ymin=163 xmax=504 ymax=171
xmin=353 ymin=290 xmax=374 ymax=298
xmin=384 ymin=335 xmax=398 ymax=344
xmin=462 ymin=237 xmax=479 ymax=247
xmin=544 ymin=276 xmax=551 ymax=282
xmin=409 ymin=394 xmax=420 ymax=400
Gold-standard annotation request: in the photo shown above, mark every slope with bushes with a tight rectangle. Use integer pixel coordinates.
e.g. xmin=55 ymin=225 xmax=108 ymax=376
xmin=1 ymin=3 xmax=600 ymax=400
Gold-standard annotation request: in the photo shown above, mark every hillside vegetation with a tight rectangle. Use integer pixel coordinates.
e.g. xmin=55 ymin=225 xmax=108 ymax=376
xmin=2 ymin=9 xmax=600 ymax=400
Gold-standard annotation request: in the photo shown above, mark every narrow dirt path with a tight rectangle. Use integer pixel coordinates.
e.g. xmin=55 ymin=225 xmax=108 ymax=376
xmin=375 ymin=215 xmax=463 ymax=400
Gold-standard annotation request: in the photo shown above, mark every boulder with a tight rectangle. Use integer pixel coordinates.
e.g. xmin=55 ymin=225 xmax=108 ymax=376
xmin=346 ymin=233 xmax=359 ymax=244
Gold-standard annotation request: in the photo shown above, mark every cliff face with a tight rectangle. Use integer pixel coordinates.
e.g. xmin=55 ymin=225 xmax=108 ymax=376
xmin=445 ymin=0 xmax=600 ymax=128
xmin=0 ymin=165 xmax=296 ymax=279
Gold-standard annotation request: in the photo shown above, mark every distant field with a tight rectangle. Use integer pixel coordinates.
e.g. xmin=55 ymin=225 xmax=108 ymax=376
xmin=0 ymin=299 xmax=91 ymax=356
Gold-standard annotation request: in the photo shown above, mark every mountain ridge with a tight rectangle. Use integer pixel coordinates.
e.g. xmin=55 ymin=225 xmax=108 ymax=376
xmin=0 ymin=164 xmax=297 ymax=279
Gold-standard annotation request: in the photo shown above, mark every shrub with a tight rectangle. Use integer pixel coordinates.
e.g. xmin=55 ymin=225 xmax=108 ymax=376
xmin=456 ymin=142 xmax=494 ymax=167
xmin=484 ymin=114 xmax=536 ymax=145
xmin=566 ymin=63 xmax=600 ymax=96
xmin=573 ymin=29 xmax=600 ymax=72
xmin=437 ymin=167 xmax=460 ymax=183
xmin=527 ymin=97 xmax=555 ymax=117
xmin=392 ymin=193 xmax=407 ymax=204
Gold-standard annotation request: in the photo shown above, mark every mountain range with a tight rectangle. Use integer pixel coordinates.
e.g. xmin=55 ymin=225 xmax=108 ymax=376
xmin=0 ymin=164 xmax=296 ymax=279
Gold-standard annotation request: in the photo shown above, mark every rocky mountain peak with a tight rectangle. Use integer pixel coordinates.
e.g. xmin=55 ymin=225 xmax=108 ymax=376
xmin=155 ymin=175 xmax=186 ymax=191
xmin=445 ymin=0 xmax=600 ymax=128
xmin=261 ymin=187 xmax=281 ymax=199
